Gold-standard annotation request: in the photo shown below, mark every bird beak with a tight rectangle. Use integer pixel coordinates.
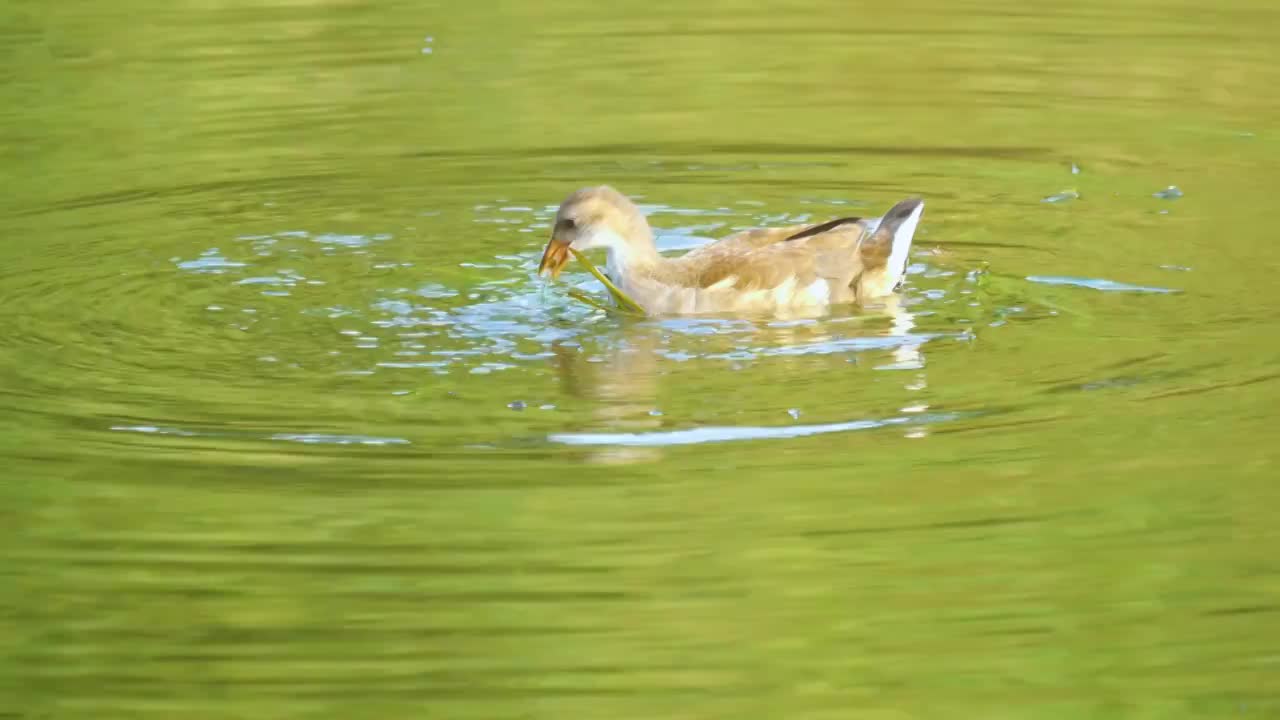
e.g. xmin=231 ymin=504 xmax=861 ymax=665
xmin=538 ymin=238 xmax=571 ymax=279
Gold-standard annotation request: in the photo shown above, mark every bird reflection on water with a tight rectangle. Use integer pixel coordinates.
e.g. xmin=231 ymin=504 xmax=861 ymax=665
xmin=548 ymin=295 xmax=939 ymax=464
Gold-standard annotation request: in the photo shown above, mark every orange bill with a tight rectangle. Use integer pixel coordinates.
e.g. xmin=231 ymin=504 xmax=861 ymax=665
xmin=538 ymin=239 xmax=571 ymax=279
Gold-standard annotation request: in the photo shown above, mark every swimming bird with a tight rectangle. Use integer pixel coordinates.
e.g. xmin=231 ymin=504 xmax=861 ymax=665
xmin=538 ymin=186 xmax=924 ymax=315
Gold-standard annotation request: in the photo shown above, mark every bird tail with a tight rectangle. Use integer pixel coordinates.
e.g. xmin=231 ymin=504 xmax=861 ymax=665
xmin=857 ymin=198 xmax=924 ymax=297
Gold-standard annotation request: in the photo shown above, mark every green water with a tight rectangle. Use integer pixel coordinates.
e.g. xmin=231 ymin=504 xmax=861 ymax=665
xmin=3 ymin=0 xmax=1280 ymax=717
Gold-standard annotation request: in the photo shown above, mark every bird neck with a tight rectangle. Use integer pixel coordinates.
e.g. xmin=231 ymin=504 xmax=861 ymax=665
xmin=603 ymin=217 xmax=662 ymax=282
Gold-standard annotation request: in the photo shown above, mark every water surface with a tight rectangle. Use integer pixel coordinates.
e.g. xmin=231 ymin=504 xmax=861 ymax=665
xmin=3 ymin=0 xmax=1279 ymax=717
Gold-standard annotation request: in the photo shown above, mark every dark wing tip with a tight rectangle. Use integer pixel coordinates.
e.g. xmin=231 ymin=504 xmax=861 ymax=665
xmin=784 ymin=216 xmax=863 ymax=242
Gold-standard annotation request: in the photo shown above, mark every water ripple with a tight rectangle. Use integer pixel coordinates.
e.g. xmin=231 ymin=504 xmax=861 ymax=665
xmin=109 ymin=425 xmax=410 ymax=446
xmin=549 ymin=412 xmax=962 ymax=447
xmin=1026 ymin=275 xmax=1179 ymax=294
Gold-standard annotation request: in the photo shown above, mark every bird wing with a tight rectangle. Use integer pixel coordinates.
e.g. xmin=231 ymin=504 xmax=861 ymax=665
xmin=671 ymin=219 xmax=869 ymax=291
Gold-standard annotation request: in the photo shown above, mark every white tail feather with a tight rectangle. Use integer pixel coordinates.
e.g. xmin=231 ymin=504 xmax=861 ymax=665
xmin=884 ymin=200 xmax=923 ymax=287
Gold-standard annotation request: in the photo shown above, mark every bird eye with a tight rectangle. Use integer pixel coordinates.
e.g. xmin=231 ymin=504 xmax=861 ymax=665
xmin=557 ymin=218 xmax=576 ymax=231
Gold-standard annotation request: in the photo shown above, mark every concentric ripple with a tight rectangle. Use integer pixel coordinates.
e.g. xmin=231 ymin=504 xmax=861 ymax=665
xmin=0 ymin=183 xmax=1080 ymax=453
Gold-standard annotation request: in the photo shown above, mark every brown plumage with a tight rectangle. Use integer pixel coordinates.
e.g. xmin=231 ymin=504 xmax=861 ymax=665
xmin=538 ymin=186 xmax=924 ymax=316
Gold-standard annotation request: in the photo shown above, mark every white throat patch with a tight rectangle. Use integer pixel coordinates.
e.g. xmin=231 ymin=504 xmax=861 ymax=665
xmin=575 ymin=227 xmax=633 ymax=280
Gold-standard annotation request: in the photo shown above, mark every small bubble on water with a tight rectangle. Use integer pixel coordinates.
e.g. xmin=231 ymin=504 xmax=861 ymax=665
xmin=392 ymin=390 xmax=411 ymax=396
xmin=507 ymin=400 xmax=526 ymax=411
xmin=206 ymin=305 xmax=223 ymax=312
xmin=1042 ymin=190 xmax=1079 ymax=203
xmin=648 ymin=409 xmax=663 ymax=417
xmin=539 ymin=404 xmax=556 ymax=411
xmin=787 ymin=408 xmax=802 ymax=420
xmin=1071 ymin=162 xmax=1081 ymax=175
xmin=1153 ymin=185 xmax=1183 ymax=200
